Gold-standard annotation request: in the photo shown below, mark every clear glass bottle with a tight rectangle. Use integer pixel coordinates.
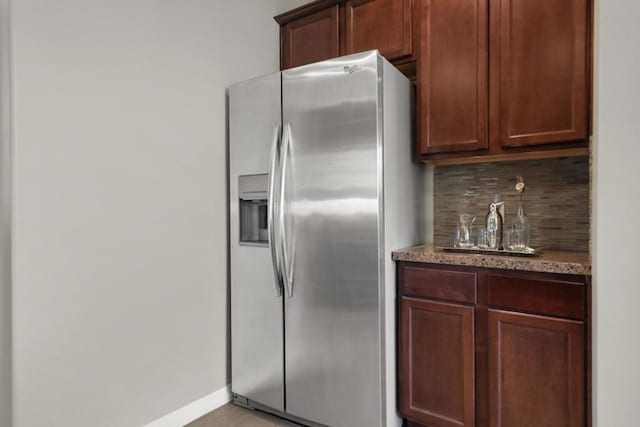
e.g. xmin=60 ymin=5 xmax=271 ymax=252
xmin=510 ymin=202 xmax=530 ymax=251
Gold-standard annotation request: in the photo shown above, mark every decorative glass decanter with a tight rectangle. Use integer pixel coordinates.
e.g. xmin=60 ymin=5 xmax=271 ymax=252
xmin=509 ymin=202 xmax=530 ymax=251
xmin=508 ymin=176 xmax=530 ymax=251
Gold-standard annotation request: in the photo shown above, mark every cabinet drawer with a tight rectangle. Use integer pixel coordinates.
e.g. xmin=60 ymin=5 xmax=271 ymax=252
xmin=488 ymin=274 xmax=585 ymax=319
xmin=400 ymin=266 xmax=477 ymax=304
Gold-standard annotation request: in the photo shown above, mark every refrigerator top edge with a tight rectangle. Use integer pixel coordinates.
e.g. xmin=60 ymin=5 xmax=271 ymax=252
xmin=282 ymin=49 xmax=382 ymax=77
xmin=228 ymin=69 xmax=281 ymax=93
xmin=228 ymin=49 xmax=397 ymax=92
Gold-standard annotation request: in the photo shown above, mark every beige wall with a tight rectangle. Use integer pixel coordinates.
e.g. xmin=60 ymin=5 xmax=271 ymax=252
xmin=0 ymin=0 xmax=11 ymax=425
xmin=10 ymin=1 xmax=304 ymax=426
xmin=593 ymin=0 xmax=640 ymax=426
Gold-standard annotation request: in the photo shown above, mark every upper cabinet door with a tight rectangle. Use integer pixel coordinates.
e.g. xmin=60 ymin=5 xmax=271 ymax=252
xmin=418 ymin=0 xmax=489 ymax=155
xmin=280 ymin=6 xmax=340 ymax=70
xmin=495 ymin=0 xmax=588 ymax=148
xmin=344 ymin=0 xmax=413 ymax=61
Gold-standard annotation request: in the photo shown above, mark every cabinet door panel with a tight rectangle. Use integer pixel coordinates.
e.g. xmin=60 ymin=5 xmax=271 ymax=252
xmin=496 ymin=0 xmax=588 ymax=147
xmin=401 ymin=297 xmax=475 ymax=427
xmin=489 ymin=309 xmax=584 ymax=427
xmin=418 ymin=0 xmax=488 ymax=154
xmin=345 ymin=0 xmax=413 ymax=61
xmin=281 ymin=6 xmax=340 ymax=70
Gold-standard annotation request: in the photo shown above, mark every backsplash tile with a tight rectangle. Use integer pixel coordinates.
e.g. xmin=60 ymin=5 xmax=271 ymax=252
xmin=433 ymin=156 xmax=590 ymax=252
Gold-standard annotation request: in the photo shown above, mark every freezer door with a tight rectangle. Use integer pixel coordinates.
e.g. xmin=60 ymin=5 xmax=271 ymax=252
xmin=229 ymin=72 xmax=284 ymax=411
xmin=282 ymin=51 xmax=383 ymax=427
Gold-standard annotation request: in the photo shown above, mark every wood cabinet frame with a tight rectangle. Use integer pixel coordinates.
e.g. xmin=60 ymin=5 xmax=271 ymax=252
xmin=398 ymin=262 xmax=592 ymax=427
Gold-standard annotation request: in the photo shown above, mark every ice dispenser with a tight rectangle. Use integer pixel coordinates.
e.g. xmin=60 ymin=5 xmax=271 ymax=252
xmin=238 ymin=174 xmax=269 ymax=247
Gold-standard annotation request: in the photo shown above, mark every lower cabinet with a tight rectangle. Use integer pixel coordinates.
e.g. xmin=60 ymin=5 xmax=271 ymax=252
xmin=489 ymin=309 xmax=585 ymax=427
xmin=401 ymin=297 xmax=475 ymax=427
xmin=398 ymin=263 xmax=590 ymax=427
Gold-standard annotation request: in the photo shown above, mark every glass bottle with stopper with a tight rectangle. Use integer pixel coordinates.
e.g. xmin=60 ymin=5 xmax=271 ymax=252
xmin=508 ymin=176 xmax=530 ymax=251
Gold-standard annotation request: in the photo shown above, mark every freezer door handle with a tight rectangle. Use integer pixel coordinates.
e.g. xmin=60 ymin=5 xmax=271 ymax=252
xmin=280 ymin=123 xmax=294 ymax=299
xmin=268 ymin=123 xmax=283 ymax=297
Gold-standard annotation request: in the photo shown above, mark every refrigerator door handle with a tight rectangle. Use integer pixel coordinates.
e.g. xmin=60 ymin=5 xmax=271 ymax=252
xmin=268 ymin=123 xmax=283 ymax=297
xmin=280 ymin=123 xmax=294 ymax=299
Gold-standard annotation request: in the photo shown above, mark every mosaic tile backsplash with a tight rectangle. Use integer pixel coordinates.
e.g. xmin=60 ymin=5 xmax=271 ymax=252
xmin=433 ymin=156 xmax=590 ymax=252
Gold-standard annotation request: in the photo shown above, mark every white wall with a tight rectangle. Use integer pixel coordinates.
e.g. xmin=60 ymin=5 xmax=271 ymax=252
xmin=593 ymin=0 xmax=640 ymax=426
xmin=10 ymin=1 xmax=305 ymax=426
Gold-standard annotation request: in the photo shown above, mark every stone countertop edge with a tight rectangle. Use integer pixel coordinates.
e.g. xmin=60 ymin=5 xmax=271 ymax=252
xmin=392 ymin=245 xmax=591 ymax=276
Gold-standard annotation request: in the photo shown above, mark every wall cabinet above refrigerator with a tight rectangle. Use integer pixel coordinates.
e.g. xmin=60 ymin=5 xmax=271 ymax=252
xmin=275 ymin=0 xmax=593 ymax=165
xmin=275 ymin=0 xmax=418 ymax=75
xmin=278 ymin=4 xmax=340 ymax=70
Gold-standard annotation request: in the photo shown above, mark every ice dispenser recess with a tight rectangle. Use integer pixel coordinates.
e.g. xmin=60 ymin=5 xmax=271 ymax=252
xmin=239 ymin=174 xmax=269 ymax=247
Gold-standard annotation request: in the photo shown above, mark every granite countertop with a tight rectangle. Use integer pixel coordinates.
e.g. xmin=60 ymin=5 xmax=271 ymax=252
xmin=392 ymin=245 xmax=591 ymax=276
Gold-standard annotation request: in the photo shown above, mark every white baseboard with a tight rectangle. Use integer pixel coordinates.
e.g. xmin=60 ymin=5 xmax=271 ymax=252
xmin=143 ymin=384 xmax=232 ymax=427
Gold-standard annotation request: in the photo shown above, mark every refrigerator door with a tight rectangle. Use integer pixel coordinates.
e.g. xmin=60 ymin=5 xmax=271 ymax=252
xmin=229 ymin=72 xmax=284 ymax=411
xmin=282 ymin=51 xmax=383 ymax=427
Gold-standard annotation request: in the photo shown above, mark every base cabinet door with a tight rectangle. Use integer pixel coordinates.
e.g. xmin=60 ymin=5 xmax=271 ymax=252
xmin=401 ymin=297 xmax=475 ymax=427
xmin=488 ymin=309 xmax=585 ymax=427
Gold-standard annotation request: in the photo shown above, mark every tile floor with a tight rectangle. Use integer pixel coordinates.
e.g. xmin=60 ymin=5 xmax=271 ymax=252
xmin=186 ymin=403 xmax=301 ymax=427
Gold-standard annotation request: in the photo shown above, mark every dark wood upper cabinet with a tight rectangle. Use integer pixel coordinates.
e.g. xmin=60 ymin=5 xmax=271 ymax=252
xmin=276 ymin=0 xmax=592 ymax=162
xmin=493 ymin=0 xmax=589 ymax=148
xmin=401 ymin=296 xmax=475 ymax=427
xmin=344 ymin=0 xmax=414 ymax=61
xmin=489 ymin=309 xmax=585 ymax=427
xmin=279 ymin=5 xmax=340 ymax=70
xmin=417 ymin=0 xmax=488 ymax=154
xmin=276 ymin=0 xmax=418 ymax=74
xmin=417 ymin=0 xmax=591 ymax=160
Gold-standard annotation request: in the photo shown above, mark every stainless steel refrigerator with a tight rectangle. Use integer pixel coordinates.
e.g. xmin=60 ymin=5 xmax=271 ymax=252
xmin=229 ymin=50 xmax=422 ymax=427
